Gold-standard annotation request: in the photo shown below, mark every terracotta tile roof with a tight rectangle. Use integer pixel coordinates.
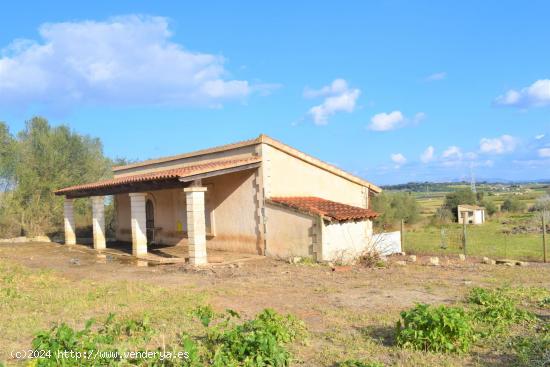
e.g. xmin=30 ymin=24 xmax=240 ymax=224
xmin=55 ymin=157 xmax=261 ymax=196
xmin=268 ymin=196 xmax=379 ymax=222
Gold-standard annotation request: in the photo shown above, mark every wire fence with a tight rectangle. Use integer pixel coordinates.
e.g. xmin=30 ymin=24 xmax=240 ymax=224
xmin=403 ymin=218 xmax=548 ymax=262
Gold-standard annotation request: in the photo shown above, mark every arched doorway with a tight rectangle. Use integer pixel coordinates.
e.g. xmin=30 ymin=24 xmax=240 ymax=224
xmin=146 ymin=199 xmax=155 ymax=244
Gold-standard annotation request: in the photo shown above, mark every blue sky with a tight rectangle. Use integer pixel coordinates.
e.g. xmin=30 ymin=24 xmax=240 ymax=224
xmin=0 ymin=1 xmax=549 ymax=185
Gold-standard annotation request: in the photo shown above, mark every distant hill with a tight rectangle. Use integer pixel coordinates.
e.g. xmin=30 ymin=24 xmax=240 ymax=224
xmin=382 ymin=180 xmax=550 ymax=192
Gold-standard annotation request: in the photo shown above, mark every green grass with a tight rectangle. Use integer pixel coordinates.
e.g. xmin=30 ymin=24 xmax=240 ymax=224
xmin=404 ymin=215 xmax=546 ymax=261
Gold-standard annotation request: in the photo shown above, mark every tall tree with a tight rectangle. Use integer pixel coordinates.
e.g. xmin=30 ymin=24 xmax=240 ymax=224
xmin=1 ymin=117 xmax=112 ymax=236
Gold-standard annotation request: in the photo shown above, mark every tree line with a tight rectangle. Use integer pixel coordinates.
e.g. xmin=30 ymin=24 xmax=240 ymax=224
xmin=0 ymin=117 xmax=115 ymax=237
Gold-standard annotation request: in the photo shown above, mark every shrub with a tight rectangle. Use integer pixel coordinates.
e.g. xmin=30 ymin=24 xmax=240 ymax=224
xmin=480 ymin=199 xmax=498 ymax=216
xmin=371 ymin=192 xmax=421 ymax=229
xmin=395 ymin=303 xmax=476 ymax=353
xmin=501 ymin=197 xmax=527 ymax=212
xmin=444 ymin=189 xmax=477 ymax=220
xmin=467 ymin=287 xmax=533 ymax=332
xmin=203 ymin=308 xmax=307 ymax=367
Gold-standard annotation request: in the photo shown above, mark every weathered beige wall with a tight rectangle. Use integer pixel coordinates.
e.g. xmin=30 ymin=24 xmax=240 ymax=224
xmin=263 ymin=144 xmax=368 ymax=208
xmin=205 ymin=170 xmax=260 ymax=254
xmin=321 ymin=220 xmax=370 ymax=262
xmin=115 ymin=169 xmax=261 ymax=254
xmin=114 ymin=145 xmax=257 ymax=178
xmin=264 ymin=203 xmax=316 ymax=259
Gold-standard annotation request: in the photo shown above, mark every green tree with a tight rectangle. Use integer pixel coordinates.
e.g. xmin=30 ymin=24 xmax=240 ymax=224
xmin=444 ymin=188 xmax=477 ymax=220
xmin=1 ymin=117 xmax=112 ymax=237
xmin=371 ymin=192 xmax=420 ymax=229
xmin=480 ymin=199 xmax=498 ymax=216
xmin=501 ymin=196 xmax=527 ymax=213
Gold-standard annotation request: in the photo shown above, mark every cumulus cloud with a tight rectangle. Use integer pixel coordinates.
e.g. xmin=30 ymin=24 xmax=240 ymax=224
xmin=442 ymin=146 xmax=462 ymax=159
xmin=479 ymin=135 xmax=518 ymax=154
xmin=494 ymin=79 xmax=550 ymax=108
xmin=391 ymin=153 xmax=407 ymax=167
xmin=369 ymin=111 xmax=404 ymax=131
xmin=425 ymin=72 xmax=447 ymax=81
xmin=368 ymin=110 xmax=426 ymax=131
xmin=306 ymin=79 xmax=360 ymax=125
xmin=0 ymin=15 xmax=261 ymax=108
xmin=539 ymin=148 xmax=550 ymax=158
xmin=420 ymin=146 xmax=435 ymax=163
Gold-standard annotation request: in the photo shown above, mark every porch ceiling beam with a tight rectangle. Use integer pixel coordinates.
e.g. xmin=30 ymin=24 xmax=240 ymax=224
xmin=178 ymin=162 xmax=261 ymax=183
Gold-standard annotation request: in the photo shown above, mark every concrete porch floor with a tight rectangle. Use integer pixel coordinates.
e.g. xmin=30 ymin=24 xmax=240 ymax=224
xmin=70 ymin=241 xmax=264 ymax=266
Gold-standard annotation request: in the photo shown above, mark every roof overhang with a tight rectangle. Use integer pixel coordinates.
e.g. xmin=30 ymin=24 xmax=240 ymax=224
xmin=55 ymin=158 xmax=261 ymax=198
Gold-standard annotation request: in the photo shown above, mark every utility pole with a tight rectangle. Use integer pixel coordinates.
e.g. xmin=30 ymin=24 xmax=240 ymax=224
xmin=543 ymin=213 xmax=547 ymax=263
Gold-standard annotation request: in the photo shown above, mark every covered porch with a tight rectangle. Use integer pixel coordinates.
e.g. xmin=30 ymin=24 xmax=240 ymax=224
xmin=55 ymin=157 xmax=262 ymax=266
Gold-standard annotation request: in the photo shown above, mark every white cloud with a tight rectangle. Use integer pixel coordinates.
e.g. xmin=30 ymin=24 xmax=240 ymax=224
xmin=306 ymin=79 xmax=360 ymax=125
xmin=442 ymin=146 xmax=462 ymax=159
xmin=420 ymin=146 xmax=435 ymax=163
xmin=368 ymin=110 xmax=426 ymax=131
xmin=479 ymin=135 xmax=518 ymax=154
xmin=535 ymin=134 xmax=545 ymax=140
xmin=391 ymin=153 xmax=407 ymax=166
xmin=412 ymin=112 xmax=426 ymax=124
xmin=426 ymin=72 xmax=447 ymax=81
xmin=539 ymin=148 xmax=550 ymax=158
xmin=495 ymin=79 xmax=550 ymax=108
xmin=369 ymin=111 xmax=404 ymax=131
xmin=0 ymin=15 xmax=260 ymax=108
xmin=303 ymin=78 xmax=348 ymax=99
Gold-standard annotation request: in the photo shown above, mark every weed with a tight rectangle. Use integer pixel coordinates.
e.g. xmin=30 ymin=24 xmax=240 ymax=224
xmin=510 ymin=323 xmax=550 ymax=367
xmin=395 ymin=303 xmax=476 ymax=353
xmin=467 ymin=287 xmax=533 ymax=333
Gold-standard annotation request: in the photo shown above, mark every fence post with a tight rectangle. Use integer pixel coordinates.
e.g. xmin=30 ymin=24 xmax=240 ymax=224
xmin=543 ymin=214 xmax=547 ymax=263
xmin=462 ymin=217 xmax=467 ymax=256
xmin=400 ymin=219 xmax=405 ymax=254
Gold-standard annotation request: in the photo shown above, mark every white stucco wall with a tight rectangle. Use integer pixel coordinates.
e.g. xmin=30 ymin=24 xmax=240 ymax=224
xmin=320 ymin=220 xmax=371 ymax=262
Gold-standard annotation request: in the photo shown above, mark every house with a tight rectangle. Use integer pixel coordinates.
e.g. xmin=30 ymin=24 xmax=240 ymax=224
xmin=55 ymin=135 xmax=382 ymax=264
xmin=457 ymin=204 xmax=486 ymax=225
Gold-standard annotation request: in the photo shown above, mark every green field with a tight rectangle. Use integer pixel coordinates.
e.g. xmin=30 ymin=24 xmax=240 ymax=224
xmin=395 ymin=184 xmax=549 ymax=261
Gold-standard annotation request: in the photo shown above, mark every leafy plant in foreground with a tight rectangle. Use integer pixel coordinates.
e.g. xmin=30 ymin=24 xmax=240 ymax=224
xmin=467 ymin=287 xmax=533 ymax=332
xmin=395 ymin=303 xmax=476 ymax=353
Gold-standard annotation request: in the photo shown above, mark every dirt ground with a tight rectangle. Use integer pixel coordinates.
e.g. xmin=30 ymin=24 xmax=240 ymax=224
xmin=1 ymin=241 xmax=549 ymax=366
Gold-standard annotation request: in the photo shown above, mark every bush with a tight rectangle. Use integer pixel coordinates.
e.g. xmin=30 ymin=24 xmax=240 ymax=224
xmin=444 ymin=189 xmax=477 ymax=220
xmin=395 ymin=304 xmax=476 ymax=353
xmin=371 ymin=192 xmax=421 ymax=229
xmin=30 ymin=309 xmax=307 ymax=367
xmin=501 ymin=197 xmax=527 ymax=213
xmin=431 ymin=207 xmax=454 ymax=225
xmin=467 ymin=287 xmax=533 ymax=332
xmin=203 ymin=308 xmax=307 ymax=367
xmin=480 ymin=199 xmax=498 ymax=216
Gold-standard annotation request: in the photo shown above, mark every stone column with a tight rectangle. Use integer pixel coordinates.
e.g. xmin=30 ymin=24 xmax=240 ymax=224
xmin=129 ymin=193 xmax=147 ymax=257
xmin=91 ymin=196 xmax=106 ymax=250
xmin=184 ymin=187 xmax=208 ymax=265
xmin=64 ymin=198 xmax=76 ymax=245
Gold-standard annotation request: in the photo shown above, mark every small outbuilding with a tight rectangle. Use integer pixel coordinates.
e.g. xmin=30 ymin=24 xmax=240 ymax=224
xmin=457 ymin=204 xmax=486 ymax=225
xmin=55 ymin=135 xmax=382 ymax=264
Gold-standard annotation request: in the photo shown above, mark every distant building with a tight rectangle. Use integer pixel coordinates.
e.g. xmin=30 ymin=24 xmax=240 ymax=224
xmin=457 ymin=205 xmax=486 ymax=225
